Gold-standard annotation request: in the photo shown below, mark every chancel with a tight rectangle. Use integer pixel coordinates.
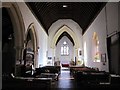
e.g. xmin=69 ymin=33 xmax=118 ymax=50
xmin=1 ymin=1 xmax=120 ymax=90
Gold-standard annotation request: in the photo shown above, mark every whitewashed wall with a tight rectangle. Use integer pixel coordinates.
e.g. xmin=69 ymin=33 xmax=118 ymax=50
xmin=48 ymin=19 xmax=83 ymax=63
xmin=48 ymin=19 xmax=82 ymax=48
xmin=15 ymin=2 xmax=120 ymax=70
xmin=17 ymin=2 xmax=48 ymax=67
xmin=83 ymin=2 xmax=119 ymax=71
xmin=56 ymin=36 xmax=74 ymax=64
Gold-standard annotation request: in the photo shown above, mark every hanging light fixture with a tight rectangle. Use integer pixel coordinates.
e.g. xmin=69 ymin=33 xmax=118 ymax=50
xmin=63 ymin=5 xmax=67 ymax=8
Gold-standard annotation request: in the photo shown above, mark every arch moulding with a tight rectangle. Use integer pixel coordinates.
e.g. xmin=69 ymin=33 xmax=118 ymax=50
xmin=2 ymin=2 xmax=25 ymax=61
xmin=51 ymin=25 xmax=80 ymax=49
xmin=25 ymin=23 xmax=38 ymax=67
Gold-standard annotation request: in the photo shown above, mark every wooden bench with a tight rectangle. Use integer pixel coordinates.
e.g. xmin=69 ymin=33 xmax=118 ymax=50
xmin=74 ymin=71 xmax=110 ymax=84
xmin=34 ymin=66 xmax=61 ymax=81
xmin=2 ymin=75 xmax=52 ymax=89
xmin=69 ymin=66 xmax=97 ymax=76
xmin=38 ymin=73 xmax=58 ymax=81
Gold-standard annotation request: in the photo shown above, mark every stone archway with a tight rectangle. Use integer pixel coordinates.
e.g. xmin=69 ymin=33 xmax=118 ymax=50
xmin=51 ymin=25 xmax=79 ymax=49
xmin=2 ymin=2 xmax=25 ymax=75
xmin=51 ymin=25 xmax=80 ymax=65
xmin=24 ymin=23 xmax=38 ymax=68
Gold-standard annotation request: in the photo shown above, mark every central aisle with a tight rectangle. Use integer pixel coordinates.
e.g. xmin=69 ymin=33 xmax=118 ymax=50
xmin=52 ymin=68 xmax=76 ymax=89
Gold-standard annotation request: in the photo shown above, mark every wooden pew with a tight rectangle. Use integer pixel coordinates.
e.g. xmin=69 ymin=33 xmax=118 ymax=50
xmin=34 ymin=66 xmax=61 ymax=81
xmin=69 ymin=66 xmax=97 ymax=76
xmin=74 ymin=71 xmax=110 ymax=84
xmin=2 ymin=75 xmax=52 ymax=89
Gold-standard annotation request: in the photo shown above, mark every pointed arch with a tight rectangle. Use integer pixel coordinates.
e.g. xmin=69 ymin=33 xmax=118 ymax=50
xmin=56 ymin=31 xmax=75 ymax=46
xmin=2 ymin=2 xmax=25 ymax=48
xmin=51 ymin=25 xmax=80 ymax=49
xmin=2 ymin=2 xmax=26 ymax=76
xmin=2 ymin=2 xmax=25 ymax=61
xmin=25 ymin=23 xmax=38 ymax=67
xmin=25 ymin=23 xmax=38 ymax=52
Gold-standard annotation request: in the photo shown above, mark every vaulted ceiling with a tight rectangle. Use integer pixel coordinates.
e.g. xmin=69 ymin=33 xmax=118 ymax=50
xmin=26 ymin=2 xmax=106 ymax=35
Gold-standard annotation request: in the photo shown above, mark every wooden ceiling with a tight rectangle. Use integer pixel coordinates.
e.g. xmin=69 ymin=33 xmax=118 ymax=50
xmin=26 ymin=2 xmax=106 ymax=35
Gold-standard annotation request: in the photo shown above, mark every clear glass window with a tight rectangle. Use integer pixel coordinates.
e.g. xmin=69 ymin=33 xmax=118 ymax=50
xmin=61 ymin=41 xmax=69 ymax=55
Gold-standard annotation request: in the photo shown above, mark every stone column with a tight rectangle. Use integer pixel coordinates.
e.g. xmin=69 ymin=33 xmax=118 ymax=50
xmin=75 ymin=48 xmax=79 ymax=65
xmin=52 ymin=47 xmax=56 ymax=66
xmin=15 ymin=46 xmax=24 ymax=64
xmin=34 ymin=49 xmax=38 ymax=68
xmin=14 ymin=45 xmax=24 ymax=76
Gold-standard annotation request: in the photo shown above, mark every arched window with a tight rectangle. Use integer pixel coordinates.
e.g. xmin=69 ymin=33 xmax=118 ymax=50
xmin=61 ymin=41 xmax=69 ymax=55
xmin=92 ymin=32 xmax=100 ymax=62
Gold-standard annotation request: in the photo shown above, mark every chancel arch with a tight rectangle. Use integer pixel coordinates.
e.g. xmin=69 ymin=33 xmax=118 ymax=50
xmin=55 ymin=36 xmax=74 ymax=65
xmin=51 ymin=25 xmax=81 ymax=65
xmin=51 ymin=25 xmax=79 ymax=49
